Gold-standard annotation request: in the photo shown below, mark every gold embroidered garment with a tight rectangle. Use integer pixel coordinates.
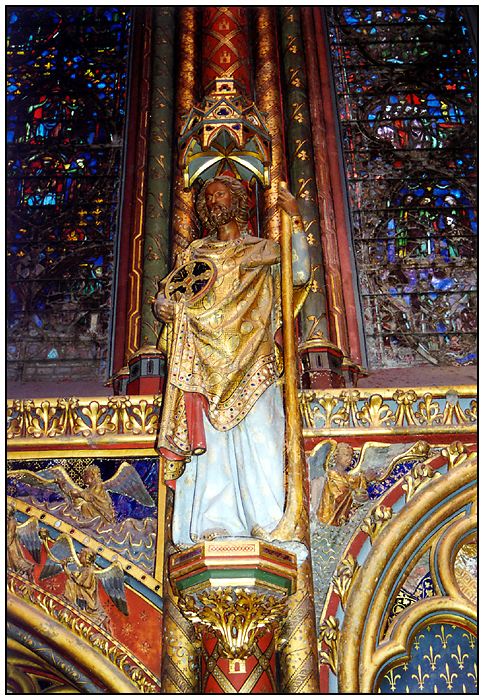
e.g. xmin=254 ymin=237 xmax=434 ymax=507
xmin=157 ymin=235 xmax=282 ymax=458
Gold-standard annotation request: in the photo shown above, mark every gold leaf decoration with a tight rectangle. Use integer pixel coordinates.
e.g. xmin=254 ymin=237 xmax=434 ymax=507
xmin=319 ymin=616 xmax=340 ymax=675
xmin=178 ymin=588 xmax=287 ymax=660
xmin=361 ymin=505 xmax=393 ymax=544
xmin=332 ymin=554 xmax=360 ymax=610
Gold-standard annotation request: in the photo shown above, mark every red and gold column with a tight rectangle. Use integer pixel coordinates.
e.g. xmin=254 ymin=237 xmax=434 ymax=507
xmin=254 ymin=7 xmax=286 ymax=241
xmin=171 ymin=7 xmax=199 ymax=262
xmin=201 ymin=7 xmax=251 ymax=94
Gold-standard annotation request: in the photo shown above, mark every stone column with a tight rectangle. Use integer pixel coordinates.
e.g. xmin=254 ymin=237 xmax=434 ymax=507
xmin=139 ymin=7 xmax=176 ymax=350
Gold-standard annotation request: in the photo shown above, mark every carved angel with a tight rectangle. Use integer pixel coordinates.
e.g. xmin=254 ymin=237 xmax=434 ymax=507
xmin=39 ymin=532 xmax=128 ymax=627
xmin=9 ymin=461 xmax=155 ymax=523
xmin=7 ymin=505 xmax=41 ymax=579
xmin=316 ymin=443 xmax=370 ymax=527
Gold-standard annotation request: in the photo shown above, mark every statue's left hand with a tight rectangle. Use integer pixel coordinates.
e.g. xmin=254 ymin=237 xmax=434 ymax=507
xmin=277 ymin=182 xmax=300 ymax=217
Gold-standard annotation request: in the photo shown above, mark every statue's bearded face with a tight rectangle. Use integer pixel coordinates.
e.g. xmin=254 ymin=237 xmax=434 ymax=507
xmin=205 ymin=182 xmax=236 ymax=229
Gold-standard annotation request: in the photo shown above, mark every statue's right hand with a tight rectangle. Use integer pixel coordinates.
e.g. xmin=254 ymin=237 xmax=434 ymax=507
xmin=153 ymin=294 xmax=175 ymax=322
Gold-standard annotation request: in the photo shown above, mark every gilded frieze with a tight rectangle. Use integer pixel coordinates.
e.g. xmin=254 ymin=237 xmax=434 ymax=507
xmin=6 ymin=387 xmax=476 ymax=450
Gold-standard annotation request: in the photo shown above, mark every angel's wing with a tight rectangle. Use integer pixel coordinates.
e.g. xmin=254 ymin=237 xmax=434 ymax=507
xmin=104 ymin=462 xmax=155 ymax=507
xmin=17 ymin=517 xmax=41 ymax=563
xmin=96 ymin=563 xmax=128 ymax=615
xmin=8 ymin=470 xmax=64 ymax=495
xmin=39 ymin=534 xmax=79 ymax=580
xmin=8 ymin=466 xmax=78 ymax=495
xmin=307 ymin=440 xmax=336 ymax=479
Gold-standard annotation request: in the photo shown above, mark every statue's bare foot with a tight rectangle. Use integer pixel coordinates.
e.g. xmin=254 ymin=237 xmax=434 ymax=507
xmin=251 ymin=524 xmax=272 ymax=540
xmin=200 ymin=528 xmax=230 ymax=541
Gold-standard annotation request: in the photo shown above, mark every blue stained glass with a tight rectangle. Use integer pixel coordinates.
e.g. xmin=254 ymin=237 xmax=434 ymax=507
xmin=327 ymin=7 xmax=477 ymax=369
xmin=7 ymin=7 xmax=132 ymax=383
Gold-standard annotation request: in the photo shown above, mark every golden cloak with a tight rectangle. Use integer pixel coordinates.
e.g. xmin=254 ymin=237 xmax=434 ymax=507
xmin=317 ymin=469 xmax=367 ymax=526
xmin=157 ymin=234 xmax=282 ymax=459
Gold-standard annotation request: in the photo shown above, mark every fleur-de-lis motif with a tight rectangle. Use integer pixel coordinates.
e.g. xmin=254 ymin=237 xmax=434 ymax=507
xmin=311 ymin=394 xmax=348 ymax=429
xmin=467 ymin=662 xmax=477 ymax=687
xmin=451 ymin=644 xmax=469 ymax=670
xmin=423 ymin=645 xmax=441 ymax=670
xmin=340 ymin=389 xmax=361 ymax=427
xmin=462 ymin=631 xmax=476 ymax=649
xmin=435 ymin=625 xmax=452 ymax=649
xmin=440 ymin=663 xmax=457 ymax=690
xmin=464 ymin=399 xmax=477 ymax=423
xmin=411 ymin=664 xmax=429 ymax=690
xmin=413 ymin=632 xmax=425 ymax=651
xmin=384 ymin=667 xmax=401 ymax=691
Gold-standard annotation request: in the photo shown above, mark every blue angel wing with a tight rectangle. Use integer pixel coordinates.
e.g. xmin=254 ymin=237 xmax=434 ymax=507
xmin=96 ymin=563 xmax=128 ymax=615
xmin=8 ymin=466 xmax=78 ymax=496
xmin=104 ymin=462 xmax=155 ymax=507
xmin=17 ymin=517 xmax=42 ymax=563
xmin=39 ymin=534 xmax=79 ymax=580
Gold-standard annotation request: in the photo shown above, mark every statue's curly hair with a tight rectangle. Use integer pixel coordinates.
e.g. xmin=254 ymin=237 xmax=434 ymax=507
xmin=196 ymin=176 xmax=249 ymax=234
xmin=84 ymin=465 xmax=102 ymax=481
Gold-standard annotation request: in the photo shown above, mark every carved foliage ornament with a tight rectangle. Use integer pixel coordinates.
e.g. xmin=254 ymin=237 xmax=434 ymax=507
xmin=177 ymin=587 xmax=287 ymax=660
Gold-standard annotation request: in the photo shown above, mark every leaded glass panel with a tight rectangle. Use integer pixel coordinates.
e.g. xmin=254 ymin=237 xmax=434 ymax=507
xmin=326 ymin=6 xmax=477 ymax=368
xmin=7 ymin=7 xmax=132 ymax=382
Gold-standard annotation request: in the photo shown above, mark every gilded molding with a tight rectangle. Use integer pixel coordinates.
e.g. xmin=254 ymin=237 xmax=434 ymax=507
xmin=125 ymin=12 xmax=153 ymax=359
xmin=6 ymin=386 xmax=477 ymax=453
xmin=7 ymin=396 xmax=162 ymax=449
xmin=178 ymin=588 xmax=287 ymax=660
xmin=7 ymin=635 xmax=97 ymax=694
xmin=161 ymin=489 xmax=199 ymax=694
xmin=361 ymin=505 xmax=393 ymax=544
xmin=430 ymin=513 xmax=477 ymax=604
xmin=300 ymin=386 xmax=477 ymax=436
xmin=338 ymin=455 xmax=477 ymax=693
xmin=8 ymin=579 xmax=159 ymax=693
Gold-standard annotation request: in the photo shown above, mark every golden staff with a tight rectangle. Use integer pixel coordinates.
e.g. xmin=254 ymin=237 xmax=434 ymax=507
xmin=270 ymin=182 xmax=305 ymax=542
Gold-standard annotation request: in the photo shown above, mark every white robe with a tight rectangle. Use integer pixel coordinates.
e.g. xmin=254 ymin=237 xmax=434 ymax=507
xmin=172 ymin=383 xmax=285 ymax=545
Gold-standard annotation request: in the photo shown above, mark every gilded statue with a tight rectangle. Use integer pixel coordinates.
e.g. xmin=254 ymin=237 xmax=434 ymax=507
xmin=7 ymin=505 xmax=40 ymax=579
xmin=154 ymin=176 xmax=310 ymax=546
xmin=55 ymin=465 xmax=116 ymax=523
xmin=317 ymin=443 xmax=369 ymax=527
xmin=39 ymin=533 xmax=128 ymax=628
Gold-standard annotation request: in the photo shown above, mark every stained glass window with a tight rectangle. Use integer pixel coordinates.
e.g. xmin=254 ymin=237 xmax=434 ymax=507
xmin=7 ymin=7 xmax=132 ymax=383
xmin=326 ymin=7 xmax=477 ymax=369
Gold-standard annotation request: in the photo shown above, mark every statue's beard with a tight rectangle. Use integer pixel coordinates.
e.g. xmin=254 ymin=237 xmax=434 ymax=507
xmin=207 ymin=204 xmax=236 ymax=229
